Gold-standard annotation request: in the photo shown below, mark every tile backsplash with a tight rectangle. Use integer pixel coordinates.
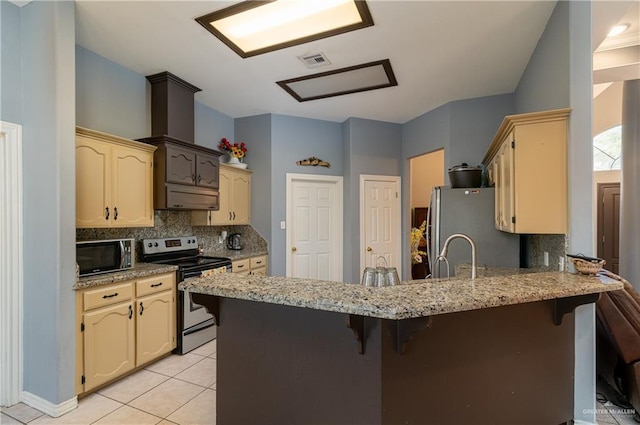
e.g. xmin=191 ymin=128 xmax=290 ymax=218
xmin=527 ymin=234 xmax=568 ymax=271
xmin=76 ymin=210 xmax=268 ymax=261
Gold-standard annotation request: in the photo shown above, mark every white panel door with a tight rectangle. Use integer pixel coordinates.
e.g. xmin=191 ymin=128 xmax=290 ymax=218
xmin=361 ymin=176 xmax=401 ymax=273
xmin=287 ymin=175 xmax=343 ymax=281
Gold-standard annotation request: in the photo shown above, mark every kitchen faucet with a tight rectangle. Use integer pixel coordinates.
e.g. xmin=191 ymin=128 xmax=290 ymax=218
xmin=433 ymin=233 xmax=477 ymax=279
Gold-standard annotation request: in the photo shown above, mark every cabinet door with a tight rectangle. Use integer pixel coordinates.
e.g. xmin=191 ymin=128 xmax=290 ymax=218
xmin=111 ymin=145 xmax=154 ymax=227
xmin=76 ymin=137 xmax=111 ymax=228
xmin=136 ymin=291 xmax=175 ymax=367
xmin=498 ymin=138 xmax=515 ymax=232
xmin=492 ymin=155 xmax=501 ymax=229
xmin=196 ymin=153 xmax=220 ymax=189
xmin=83 ymin=302 xmax=135 ymax=391
xmin=231 ymin=171 xmax=251 ymax=224
xmin=211 ymin=168 xmax=233 ymax=224
xmin=165 ymin=145 xmax=196 ymax=185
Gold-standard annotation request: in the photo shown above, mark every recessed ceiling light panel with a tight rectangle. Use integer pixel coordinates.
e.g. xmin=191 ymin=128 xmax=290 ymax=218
xmin=196 ymin=0 xmax=374 ymax=58
xmin=608 ymin=24 xmax=630 ymax=38
xmin=277 ymin=59 xmax=397 ymax=102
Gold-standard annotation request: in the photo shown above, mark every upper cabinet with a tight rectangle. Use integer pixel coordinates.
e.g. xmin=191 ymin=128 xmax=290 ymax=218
xmin=483 ymin=108 xmax=570 ymax=234
xmin=192 ymin=164 xmax=252 ymax=226
xmin=76 ymin=127 xmax=156 ymax=228
xmin=140 ymin=137 xmax=222 ymax=210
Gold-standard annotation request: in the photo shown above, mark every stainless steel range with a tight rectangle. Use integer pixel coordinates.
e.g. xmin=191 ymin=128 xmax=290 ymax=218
xmin=141 ymin=236 xmax=231 ymax=354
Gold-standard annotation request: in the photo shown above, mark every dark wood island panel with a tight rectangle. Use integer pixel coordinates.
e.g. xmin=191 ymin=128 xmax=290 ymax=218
xmin=214 ymin=297 xmax=574 ymax=425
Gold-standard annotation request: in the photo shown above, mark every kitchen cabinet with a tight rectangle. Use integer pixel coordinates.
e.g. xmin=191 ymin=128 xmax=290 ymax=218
xmin=192 ymin=164 xmax=252 ymax=226
xmin=76 ymin=272 xmax=176 ymax=395
xmin=76 ymin=127 xmax=156 ymax=228
xmin=232 ymin=255 xmax=268 ymax=276
xmin=139 ymin=137 xmax=222 ymax=210
xmin=483 ymin=108 xmax=570 ymax=234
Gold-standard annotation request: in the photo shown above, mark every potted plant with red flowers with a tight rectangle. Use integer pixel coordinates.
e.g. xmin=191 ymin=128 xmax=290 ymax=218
xmin=218 ymin=138 xmax=248 ymax=168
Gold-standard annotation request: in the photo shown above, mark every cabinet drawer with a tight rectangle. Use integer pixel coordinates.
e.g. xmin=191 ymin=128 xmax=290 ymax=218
xmin=84 ymin=282 xmax=133 ymax=311
xmin=250 ymin=256 xmax=267 ymax=269
xmin=136 ymin=273 xmax=176 ymax=297
xmin=233 ymin=259 xmax=250 ymax=274
xmin=251 ymin=267 xmax=267 ymax=276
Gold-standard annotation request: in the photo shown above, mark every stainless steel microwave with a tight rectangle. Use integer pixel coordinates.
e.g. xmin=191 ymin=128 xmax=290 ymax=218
xmin=77 ymin=239 xmax=135 ymax=277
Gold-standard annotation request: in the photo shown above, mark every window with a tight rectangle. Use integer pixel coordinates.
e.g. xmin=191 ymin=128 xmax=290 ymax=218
xmin=593 ymin=125 xmax=622 ymax=170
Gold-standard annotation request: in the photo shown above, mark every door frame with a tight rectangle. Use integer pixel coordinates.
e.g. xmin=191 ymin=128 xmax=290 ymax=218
xmin=597 ymin=182 xmax=621 ymax=273
xmin=285 ymin=173 xmax=344 ymax=281
xmin=1 ymin=121 xmax=23 ymax=406
xmin=359 ymin=174 xmax=402 ymax=278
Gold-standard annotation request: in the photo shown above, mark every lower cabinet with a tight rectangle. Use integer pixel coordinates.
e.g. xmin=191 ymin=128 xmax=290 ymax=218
xmin=232 ymin=255 xmax=268 ymax=276
xmin=76 ymin=272 xmax=176 ymax=394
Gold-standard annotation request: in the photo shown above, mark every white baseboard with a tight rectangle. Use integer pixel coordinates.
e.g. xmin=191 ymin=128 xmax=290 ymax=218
xmin=21 ymin=391 xmax=77 ymax=418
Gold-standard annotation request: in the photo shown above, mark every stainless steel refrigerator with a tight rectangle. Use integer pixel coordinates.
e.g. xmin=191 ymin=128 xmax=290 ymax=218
xmin=428 ymin=187 xmax=520 ymax=278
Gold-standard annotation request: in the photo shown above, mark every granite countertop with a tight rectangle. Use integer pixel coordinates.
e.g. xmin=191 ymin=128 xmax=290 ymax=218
xmin=205 ymin=249 xmax=269 ymax=262
xmin=178 ymin=271 xmax=623 ymax=320
xmin=74 ymin=263 xmax=178 ymax=290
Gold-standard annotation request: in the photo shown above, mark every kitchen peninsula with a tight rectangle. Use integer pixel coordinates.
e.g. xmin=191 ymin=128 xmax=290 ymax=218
xmin=180 ymin=272 xmax=622 ymax=425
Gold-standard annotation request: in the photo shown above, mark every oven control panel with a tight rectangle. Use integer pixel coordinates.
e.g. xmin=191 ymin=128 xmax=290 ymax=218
xmin=142 ymin=236 xmax=198 ymax=255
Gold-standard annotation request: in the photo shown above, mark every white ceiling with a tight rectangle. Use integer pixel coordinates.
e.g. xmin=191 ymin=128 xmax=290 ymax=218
xmin=74 ymin=1 xmax=635 ymax=124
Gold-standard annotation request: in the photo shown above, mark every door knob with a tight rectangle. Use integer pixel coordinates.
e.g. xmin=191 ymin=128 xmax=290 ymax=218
xmin=292 ymin=247 xmax=297 ymax=252
xmin=367 ymin=247 xmax=372 ymax=252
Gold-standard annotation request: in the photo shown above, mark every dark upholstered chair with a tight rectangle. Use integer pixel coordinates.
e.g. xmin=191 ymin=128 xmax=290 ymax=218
xmin=596 ymin=271 xmax=640 ymax=421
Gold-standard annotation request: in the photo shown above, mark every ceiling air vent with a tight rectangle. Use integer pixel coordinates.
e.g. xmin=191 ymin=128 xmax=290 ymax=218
xmin=298 ymin=52 xmax=332 ymax=69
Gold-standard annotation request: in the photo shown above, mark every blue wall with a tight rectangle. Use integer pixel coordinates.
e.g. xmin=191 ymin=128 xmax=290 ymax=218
xmin=76 ymin=45 xmax=234 ymax=144
xmin=270 ymin=114 xmax=344 ymax=277
xmin=20 ymin=0 xmax=77 ymax=405
xmin=76 ymin=46 xmax=149 ymax=139
xmin=1 ymin=0 xmax=23 ymax=124
xmin=344 ymin=118 xmax=402 ymax=282
xmin=235 ymin=114 xmax=272 ymax=248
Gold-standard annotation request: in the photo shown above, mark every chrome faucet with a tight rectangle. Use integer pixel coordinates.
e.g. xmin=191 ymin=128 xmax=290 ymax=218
xmin=433 ymin=233 xmax=477 ymax=279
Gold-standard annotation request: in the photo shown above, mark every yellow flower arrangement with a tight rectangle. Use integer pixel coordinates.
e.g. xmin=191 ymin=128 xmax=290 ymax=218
xmin=410 ymin=220 xmax=427 ymax=264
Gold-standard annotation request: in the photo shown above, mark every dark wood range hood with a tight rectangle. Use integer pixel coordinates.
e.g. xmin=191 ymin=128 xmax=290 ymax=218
xmin=139 ymin=72 xmax=222 ymax=211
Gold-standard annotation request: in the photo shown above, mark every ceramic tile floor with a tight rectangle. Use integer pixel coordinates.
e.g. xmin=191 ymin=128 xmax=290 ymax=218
xmin=1 ymin=340 xmax=217 ymax=425
xmin=3 ymin=338 xmax=639 ymax=425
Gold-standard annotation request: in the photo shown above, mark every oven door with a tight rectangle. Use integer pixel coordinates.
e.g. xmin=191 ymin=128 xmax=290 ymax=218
xmin=181 ymin=270 xmax=216 ymax=329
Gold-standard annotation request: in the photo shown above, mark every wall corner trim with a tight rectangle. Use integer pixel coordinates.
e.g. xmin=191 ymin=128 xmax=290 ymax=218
xmin=20 ymin=391 xmax=78 ymax=418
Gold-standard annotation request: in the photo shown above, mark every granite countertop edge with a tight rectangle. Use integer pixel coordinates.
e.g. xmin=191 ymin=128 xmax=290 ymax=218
xmin=178 ymin=271 xmax=623 ymax=320
xmin=205 ymin=249 xmax=269 ymax=261
xmin=74 ymin=263 xmax=179 ymax=290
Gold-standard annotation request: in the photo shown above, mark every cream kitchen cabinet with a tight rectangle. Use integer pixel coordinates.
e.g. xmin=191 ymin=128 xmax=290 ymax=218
xmin=192 ymin=164 xmax=251 ymax=226
xmin=483 ymin=108 xmax=570 ymax=234
xmin=232 ymin=255 xmax=268 ymax=276
xmin=76 ymin=127 xmax=156 ymax=228
xmin=75 ymin=272 xmax=176 ymax=395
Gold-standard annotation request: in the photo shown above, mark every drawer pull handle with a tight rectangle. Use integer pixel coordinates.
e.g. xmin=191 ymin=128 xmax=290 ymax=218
xmin=139 ymin=302 xmax=144 ymax=316
xmin=129 ymin=305 xmax=133 ymax=319
xmin=102 ymin=292 xmax=119 ymax=299
xmin=150 ymin=283 xmax=163 ymax=288
xmin=237 ymin=264 xmax=245 ymax=268
xmin=105 ymin=207 xmax=110 ymax=220
xmin=114 ymin=207 xmax=118 ymax=221
xmin=255 ymin=261 xmax=262 ymax=265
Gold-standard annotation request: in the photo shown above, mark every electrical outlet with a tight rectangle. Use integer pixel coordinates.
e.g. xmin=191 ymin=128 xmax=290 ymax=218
xmin=280 ymin=221 xmax=286 ymax=229
xmin=559 ymin=256 xmax=565 ymax=271
xmin=543 ymin=252 xmax=549 ymax=267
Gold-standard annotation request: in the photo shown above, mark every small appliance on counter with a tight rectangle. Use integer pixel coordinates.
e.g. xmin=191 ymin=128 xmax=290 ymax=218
xmin=76 ymin=238 xmax=134 ymax=277
xmin=226 ymin=233 xmax=243 ymax=250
